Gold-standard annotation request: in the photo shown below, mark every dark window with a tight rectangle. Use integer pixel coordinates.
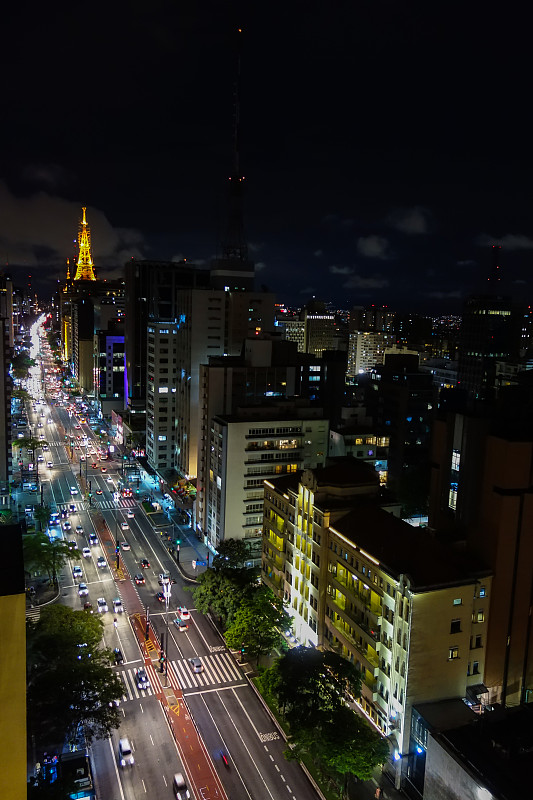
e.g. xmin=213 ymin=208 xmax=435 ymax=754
xmin=450 ymin=619 xmax=461 ymax=634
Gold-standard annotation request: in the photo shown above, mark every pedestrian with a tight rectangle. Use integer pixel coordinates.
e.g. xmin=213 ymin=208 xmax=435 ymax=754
xmin=374 ymin=788 xmax=382 ymax=799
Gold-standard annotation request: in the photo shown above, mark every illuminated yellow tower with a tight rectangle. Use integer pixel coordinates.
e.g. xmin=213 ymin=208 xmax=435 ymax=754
xmin=73 ymin=206 xmax=96 ymax=281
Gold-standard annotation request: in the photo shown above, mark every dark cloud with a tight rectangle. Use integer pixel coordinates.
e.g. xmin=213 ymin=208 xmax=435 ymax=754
xmin=388 ymin=206 xmax=431 ymax=235
xmin=356 ymin=236 xmax=392 ymax=260
xmin=343 ymin=275 xmax=389 ymax=290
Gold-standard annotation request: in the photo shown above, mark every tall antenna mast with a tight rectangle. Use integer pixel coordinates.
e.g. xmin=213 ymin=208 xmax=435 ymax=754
xmin=221 ymin=26 xmax=248 ymax=263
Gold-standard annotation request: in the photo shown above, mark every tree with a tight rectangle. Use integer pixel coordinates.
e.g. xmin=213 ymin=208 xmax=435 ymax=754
xmin=224 ymin=585 xmax=291 ymax=662
xmin=23 ymin=532 xmax=79 ymax=586
xmin=212 ymin=538 xmax=253 ymax=571
xmin=264 ymin=646 xmax=362 ymax=726
xmin=13 ymin=436 xmax=48 ymax=482
xmin=263 ymin=647 xmax=387 ymax=794
xmin=189 ymin=569 xmax=249 ymax=627
xmin=34 ymin=504 xmax=51 ymax=532
xmin=12 ymin=349 xmax=36 ymax=379
xmin=0 ymin=509 xmax=14 ymax=525
xmin=27 ymin=605 xmax=123 ymax=745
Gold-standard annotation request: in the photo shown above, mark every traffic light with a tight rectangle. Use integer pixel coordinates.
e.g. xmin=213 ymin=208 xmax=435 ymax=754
xmin=115 ymin=544 xmax=120 ymax=554
xmin=175 ymin=537 xmax=181 ymax=546
xmin=241 ymin=644 xmax=245 ymax=654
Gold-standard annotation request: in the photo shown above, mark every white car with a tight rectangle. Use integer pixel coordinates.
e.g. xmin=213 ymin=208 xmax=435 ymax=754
xmin=78 ymin=582 xmax=89 ymax=596
xmin=178 ymin=606 xmax=190 ymax=621
xmin=113 ymin=598 xmax=124 ymax=613
xmin=47 ymin=461 xmax=53 ymax=468
xmin=126 ymin=510 xmax=135 ymax=518
xmin=97 ymin=597 xmax=108 ymax=613
xmin=97 ymin=556 xmax=106 ymax=569
xmin=120 ymin=541 xmax=130 ymax=551
xmin=119 ymin=738 xmax=134 ymax=767
xmin=70 ymin=486 xmax=78 ymax=495
xmin=82 ymin=547 xmax=91 ymax=558
xmin=73 ymin=566 xmax=83 ymax=578
xmin=120 ymin=522 xmax=129 ymax=530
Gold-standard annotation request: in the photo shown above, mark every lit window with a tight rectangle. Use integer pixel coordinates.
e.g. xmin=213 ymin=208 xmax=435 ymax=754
xmin=158 ymin=387 xmax=168 ymax=393
xmin=453 ymin=598 xmax=462 ymax=606
xmin=448 ymin=646 xmax=459 ymax=660
xmin=479 ymin=586 xmax=486 ymax=598
xmin=158 ymin=435 xmax=167 ymax=441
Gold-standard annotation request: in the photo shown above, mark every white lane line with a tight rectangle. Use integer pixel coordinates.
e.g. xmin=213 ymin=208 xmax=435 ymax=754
xmin=141 ymin=778 xmax=147 ymax=793
xmin=107 ymin=737 xmax=126 ymax=800
xmin=182 ymin=683 xmax=247 ymax=697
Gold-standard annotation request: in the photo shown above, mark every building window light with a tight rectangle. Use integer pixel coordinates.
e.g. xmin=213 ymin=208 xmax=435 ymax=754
xmin=158 ymin=387 xmax=168 ymax=393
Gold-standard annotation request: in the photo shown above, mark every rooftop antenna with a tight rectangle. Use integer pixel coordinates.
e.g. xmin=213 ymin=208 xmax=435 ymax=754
xmin=221 ymin=26 xmax=248 ymax=263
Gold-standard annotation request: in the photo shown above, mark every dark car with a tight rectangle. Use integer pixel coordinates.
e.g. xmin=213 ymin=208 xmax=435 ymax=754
xmin=113 ymin=647 xmax=124 ymax=665
xmin=134 ymin=573 xmax=145 ymax=585
xmin=156 ymin=592 xmax=165 ymax=603
xmin=68 ymin=540 xmax=77 ymax=550
xmin=141 ymin=558 xmax=150 ymax=569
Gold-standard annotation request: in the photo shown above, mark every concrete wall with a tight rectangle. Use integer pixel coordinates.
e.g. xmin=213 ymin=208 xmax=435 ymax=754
xmin=424 ymin=733 xmax=495 ymax=800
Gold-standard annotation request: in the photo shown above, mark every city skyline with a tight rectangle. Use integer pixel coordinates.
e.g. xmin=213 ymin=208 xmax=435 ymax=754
xmin=1 ymin=3 xmax=532 ymax=312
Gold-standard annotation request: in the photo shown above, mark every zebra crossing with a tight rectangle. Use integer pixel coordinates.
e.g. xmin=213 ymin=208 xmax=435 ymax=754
xmin=94 ymin=497 xmax=136 ymax=510
xmin=117 ymin=664 xmax=159 ymax=701
xmin=170 ymin=651 xmax=245 ymax=691
xmin=115 ymin=652 xmax=244 ymax=702
xmin=26 ymin=607 xmax=41 ymax=622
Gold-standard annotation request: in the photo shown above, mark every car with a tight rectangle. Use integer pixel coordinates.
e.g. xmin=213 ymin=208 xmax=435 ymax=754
xmin=80 ymin=454 xmax=86 ymax=461
xmin=158 ymin=572 xmax=171 ymax=585
xmin=106 ymin=476 xmax=113 ymax=483
xmin=188 ymin=657 xmax=203 ymax=673
xmin=120 ymin=521 xmax=129 ymax=530
xmin=126 ymin=510 xmax=135 ymax=518
xmin=83 ymin=601 xmax=93 ymax=613
xmin=113 ymin=647 xmax=124 ymax=665
xmin=69 ymin=503 xmax=76 ymax=513
xmin=39 ymin=433 xmax=45 ymax=440
xmin=172 ymin=773 xmax=190 ymax=800
xmin=63 ymin=521 xmax=71 ymax=531
xmin=120 ymin=541 xmax=130 ymax=551
xmin=134 ymin=573 xmax=145 ymax=585
xmin=72 ymin=566 xmax=83 ymax=578
xmin=82 ymin=547 xmax=91 ymax=558
xmin=95 ymin=489 xmax=103 ymax=495
xmin=178 ymin=606 xmax=191 ymax=621
xmin=75 ymin=524 xmax=83 ymax=533
xmin=97 ymin=556 xmax=106 ymax=568
xmin=112 ymin=598 xmax=124 ymax=613
xmin=70 ymin=486 xmax=78 ymax=495
xmin=135 ymin=668 xmax=150 ymax=690
xmin=78 ymin=582 xmax=89 ymax=596
xmin=89 ymin=533 xmax=98 ymax=545
xmin=68 ymin=540 xmax=77 ymax=551
xmin=91 ymin=463 xmax=98 ymax=469
xmin=74 ymin=424 xmax=81 ymax=430
xmin=141 ymin=558 xmax=150 ymax=569
xmin=47 ymin=461 xmax=53 ymax=468
xmin=47 ymin=418 xmax=52 ymax=424
xmin=42 ymin=444 xmax=49 ymax=451
xmin=61 ymin=509 xmax=69 ymax=519
xmin=37 ymin=454 xmax=44 ymax=462
xmin=156 ymin=592 xmax=165 ymax=603
xmin=37 ymin=422 xmax=43 ymax=428
xmin=97 ymin=597 xmax=108 ymax=613
xmin=174 ymin=617 xmax=189 ymax=632
xmin=118 ymin=738 xmax=134 ymax=767
xmin=101 ymin=467 xmax=107 ymax=473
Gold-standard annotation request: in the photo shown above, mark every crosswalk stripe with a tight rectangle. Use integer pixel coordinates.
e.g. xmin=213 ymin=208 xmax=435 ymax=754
xmin=213 ymin=653 xmax=236 ymax=682
xmin=26 ymin=608 xmax=40 ymax=622
xmin=169 ymin=652 xmax=243 ymax=690
xmin=120 ymin=672 xmax=133 ymax=701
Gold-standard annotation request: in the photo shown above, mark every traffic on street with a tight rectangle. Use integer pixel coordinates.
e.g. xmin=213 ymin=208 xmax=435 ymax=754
xmin=20 ymin=318 xmax=320 ymax=800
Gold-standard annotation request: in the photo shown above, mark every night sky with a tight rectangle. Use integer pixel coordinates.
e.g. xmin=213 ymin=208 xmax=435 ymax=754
xmin=1 ymin=2 xmax=532 ymax=313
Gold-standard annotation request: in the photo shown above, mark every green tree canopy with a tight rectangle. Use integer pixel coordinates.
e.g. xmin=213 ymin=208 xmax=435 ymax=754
xmin=34 ymin=504 xmax=51 ymax=531
xmin=260 ymin=647 xmax=387 ymax=792
xmin=224 ymin=585 xmax=291 ymax=662
xmin=12 ymin=349 xmax=36 ymax=378
xmin=23 ymin=532 xmax=79 ymax=585
xmin=211 ymin=538 xmax=254 ymax=571
xmin=262 ymin=646 xmax=362 ymax=727
xmin=27 ymin=605 xmax=123 ymax=744
xmin=189 ymin=568 xmax=250 ymax=627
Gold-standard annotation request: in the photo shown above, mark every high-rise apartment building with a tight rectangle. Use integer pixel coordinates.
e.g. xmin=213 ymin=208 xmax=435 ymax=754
xmin=262 ymin=461 xmax=491 ymax=787
xmin=346 ymin=331 xmax=396 ymax=377
xmin=207 ymin=405 xmax=328 ymax=555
